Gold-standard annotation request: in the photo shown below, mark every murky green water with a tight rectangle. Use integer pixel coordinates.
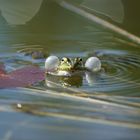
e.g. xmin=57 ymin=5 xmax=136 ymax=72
xmin=0 ymin=1 xmax=140 ymax=140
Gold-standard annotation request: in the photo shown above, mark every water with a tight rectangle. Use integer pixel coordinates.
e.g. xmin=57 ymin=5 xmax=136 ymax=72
xmin=0 ymin=1 xmax=140 ymax=140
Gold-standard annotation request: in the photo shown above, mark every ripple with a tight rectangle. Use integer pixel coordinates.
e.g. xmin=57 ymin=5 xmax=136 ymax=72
xmin=1 ymin=42 xmax=140 ymax=97
xmin=84 ymin=51 xmax=140 ymax=95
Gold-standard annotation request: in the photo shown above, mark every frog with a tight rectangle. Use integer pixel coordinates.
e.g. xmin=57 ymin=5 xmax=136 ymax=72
xmin=45 ymin=57 xmax=84 ymax=76
xmin=58 ymin=57 xmax=86 ymax=71
xmin=45 ymin=56 xmax=101 ymax=76
xmin=54 ymin=57 xmax=74 ymax=76
xmin=57 ymin=57 xmax=73 ymax=71
xmin=45 ymin=56 xmax=101 ymax=87
xmin=45 ymin=57 xmax=84 ymax=87
xmin=72 ymin=57 xmax=85 ymax=70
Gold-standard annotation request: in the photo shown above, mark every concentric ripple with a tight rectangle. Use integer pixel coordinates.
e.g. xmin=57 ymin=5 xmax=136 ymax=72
xmin=83 ymin=51 xmax=140 ymax=96
xmin=1 ymin=43 xmax=140 ymax=97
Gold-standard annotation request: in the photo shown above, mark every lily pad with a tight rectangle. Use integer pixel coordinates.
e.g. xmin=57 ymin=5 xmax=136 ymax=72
xmin=0 ymin=63 xmax=6 ymax=75
xmin=0 ymin=65 xmax=44 ymax=88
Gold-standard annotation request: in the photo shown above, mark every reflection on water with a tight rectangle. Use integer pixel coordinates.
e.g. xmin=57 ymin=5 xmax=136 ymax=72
xmin=81 ymin=0 xmax=124 ymax=23
xmin=46 ymin=74 xmax=83 ymax=87
xmin=0 ymin=0 xmax=43 ymax=25
xmin=0 ymin=0 xmax=140 ymax=140
xmin=0 ymin=88 xmax=140 ymax=140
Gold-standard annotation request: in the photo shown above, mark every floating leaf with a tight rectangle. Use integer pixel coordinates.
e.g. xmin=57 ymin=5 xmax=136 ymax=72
xmin=0 ymin=63 xmax=6 ymax=75
xmin=0 ymin=66 xmax=45 ymax=88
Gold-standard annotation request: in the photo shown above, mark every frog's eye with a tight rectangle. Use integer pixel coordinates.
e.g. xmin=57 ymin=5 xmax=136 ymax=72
xmin=61 ymin=58 xmax=64 ymax=62
xmin=61 ymin=57 xmax=68 ymax=62
xmin=75 ymin=57 xmax=82 ymax=62
xmin=61 ymin=58 xmax=66 ymax=62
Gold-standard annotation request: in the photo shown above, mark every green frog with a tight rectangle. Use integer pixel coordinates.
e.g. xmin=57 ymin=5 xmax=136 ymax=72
xmin=57 ymin=57 xmax=73 ymax=71
xmin=46 ymin=57 xmax=84 ymax=87
xmin=45 ymin=56 xmax=101 ymax=76
xmin=45 ymin=56 xmax=101 ymax=87
xmin=73 ymin=57 xmax=85 ymax=70
xmin=54 ymin=57 xmax=74 ymax=76
xmin=46 ymin=57 xmax=84 ymax=76
xmin=58 ymin=57 xmax=85 ymax=71
xmin=55 ymin=57 xmax=85 ymax=76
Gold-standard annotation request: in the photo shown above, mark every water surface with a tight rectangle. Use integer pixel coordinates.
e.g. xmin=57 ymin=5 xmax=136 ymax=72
xmin=0 ymin=1 xmax=140 ymax=140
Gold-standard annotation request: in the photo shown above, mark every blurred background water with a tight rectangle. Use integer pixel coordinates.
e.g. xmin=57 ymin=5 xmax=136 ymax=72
xmin=0 ymin=0 xmax=140 ymax=140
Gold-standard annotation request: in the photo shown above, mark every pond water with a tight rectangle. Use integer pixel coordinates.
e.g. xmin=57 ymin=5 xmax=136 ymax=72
xmin=0 ymin=1 xmax=140 ymax=140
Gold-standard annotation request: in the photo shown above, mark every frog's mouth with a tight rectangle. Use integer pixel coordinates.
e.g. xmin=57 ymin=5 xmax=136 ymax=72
xmin=58 ymin=65 xmax=72 ymax=71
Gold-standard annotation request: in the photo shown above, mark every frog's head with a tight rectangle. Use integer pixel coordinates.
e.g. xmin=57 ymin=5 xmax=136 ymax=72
xmin=58 ymin=57 xmax=73 ymax=71
xmin=73 ymin=57 xmax=84 ymax=70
